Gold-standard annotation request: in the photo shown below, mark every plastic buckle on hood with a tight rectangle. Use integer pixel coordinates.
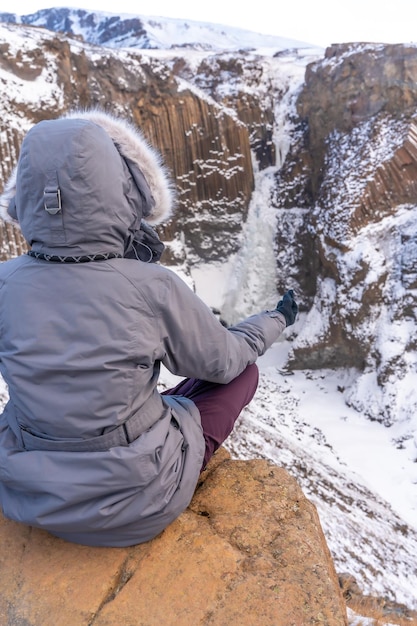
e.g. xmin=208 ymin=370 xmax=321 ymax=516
xmin=44 ymin=187 xmax=62 ymax=215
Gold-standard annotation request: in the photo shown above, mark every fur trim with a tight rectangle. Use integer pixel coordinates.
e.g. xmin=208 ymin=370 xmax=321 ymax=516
xmin=0 ymin=165 xmax=19 ymax=226
xmin=0 ymin=109 xmax=175 ymax=227
xmin=64 ymin=109 xmax=175 ymax=224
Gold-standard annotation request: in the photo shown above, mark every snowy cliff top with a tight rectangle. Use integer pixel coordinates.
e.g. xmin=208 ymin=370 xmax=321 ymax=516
xmin=4 ymin=6 xmax=319 ymax=52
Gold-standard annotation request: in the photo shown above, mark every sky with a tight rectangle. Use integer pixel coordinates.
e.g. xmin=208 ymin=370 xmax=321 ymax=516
xmin=8 ymin=0 xmax=417 ymax=48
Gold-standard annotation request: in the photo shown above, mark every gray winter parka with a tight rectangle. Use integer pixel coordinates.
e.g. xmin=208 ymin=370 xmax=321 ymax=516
xmin=0 ymin=112 xmax=286 ymax=546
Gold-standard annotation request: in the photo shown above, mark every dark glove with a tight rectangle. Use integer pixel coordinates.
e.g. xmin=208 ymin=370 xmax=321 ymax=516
xmin=276 ymin=289 xmax=298 ymax=327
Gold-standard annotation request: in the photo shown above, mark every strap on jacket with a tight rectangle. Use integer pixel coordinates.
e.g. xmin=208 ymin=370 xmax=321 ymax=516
xmin=5 ymin=394 xmax=168 ymax=453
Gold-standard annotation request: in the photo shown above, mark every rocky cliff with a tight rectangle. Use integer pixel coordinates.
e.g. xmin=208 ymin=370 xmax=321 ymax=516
xmin=0 ymin=22 xmax=253 ymax=264
xmin=271 ymin=43 xmax=417 ymax=429
xmin=0 ymin=451 xmax=348 ymax=626
xmin=148 ymin=38 xmax=417 ymax=434
xmin=4 ymin=20 xmax=417 ymax=429
xmin=1 ymin=16 xmax=417 ymax=613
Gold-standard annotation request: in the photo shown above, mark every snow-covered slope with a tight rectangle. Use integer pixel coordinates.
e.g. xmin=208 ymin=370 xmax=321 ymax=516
xmin=152 ymin=43 xmax=417 ymax=608
xmin=162 ymin=163 xmax=417 ymax=610
xmin=2 ymin=7 xmax=314 ymax=51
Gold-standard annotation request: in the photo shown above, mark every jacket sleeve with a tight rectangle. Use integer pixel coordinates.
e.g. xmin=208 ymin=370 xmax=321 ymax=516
xmin=155 ymin=270 xmax=286 ymax=384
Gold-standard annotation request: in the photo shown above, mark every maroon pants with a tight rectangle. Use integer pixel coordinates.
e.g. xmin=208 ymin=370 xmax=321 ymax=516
xmin=162 ymin=363 xmax=259 ymax=469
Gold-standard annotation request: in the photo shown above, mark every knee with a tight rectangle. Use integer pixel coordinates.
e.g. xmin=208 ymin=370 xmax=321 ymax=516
xmin=247 ymin=362 xmax=259 ymax=379
xmin=242 ymin=362 xmax=259 ymax=393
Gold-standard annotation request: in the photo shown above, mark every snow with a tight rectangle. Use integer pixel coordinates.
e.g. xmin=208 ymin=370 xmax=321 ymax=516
xmin=0 ymin=16 xmax=416 ymax=613
xmin=220 ymin=166 xmax=280 ymax=325
xmin=347 ymin=608 xmax=398 ymax=626
xmin=285 ymin=350 xmax=417 ymax=530
xmin=20 ymin=8 xmax=315 ymax=52
xmin=161 ymin=153 xmax=417 ymax=608
xmin=209 ymin=334 xmax=417 ymax=607
xmin=0 ymin=23 xmax=77 ymax=129
xmin=303 ymin=200 xmax=417 ymax=435
xmin=190 ymin=258 xmax=236 ymax=312
xmin=318 ymin=115 xmax=411 ymax=246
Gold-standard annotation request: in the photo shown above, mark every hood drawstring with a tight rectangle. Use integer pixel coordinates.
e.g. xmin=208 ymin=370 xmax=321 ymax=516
xmin=124 ymin=220 xmax=165 ymax=263
xmin=130 ymin=240 xmax=153 ymax=263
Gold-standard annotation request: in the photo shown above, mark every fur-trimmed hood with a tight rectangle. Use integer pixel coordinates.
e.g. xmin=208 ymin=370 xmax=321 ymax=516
xmin=0 ymin=110 xmax=174 ymax=246
xmin=63 ymin=109 xmax=174 ymax=226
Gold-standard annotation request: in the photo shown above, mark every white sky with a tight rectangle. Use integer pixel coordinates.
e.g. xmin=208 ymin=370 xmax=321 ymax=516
xmin=7 ymin=0 xmax=417 ymax=48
